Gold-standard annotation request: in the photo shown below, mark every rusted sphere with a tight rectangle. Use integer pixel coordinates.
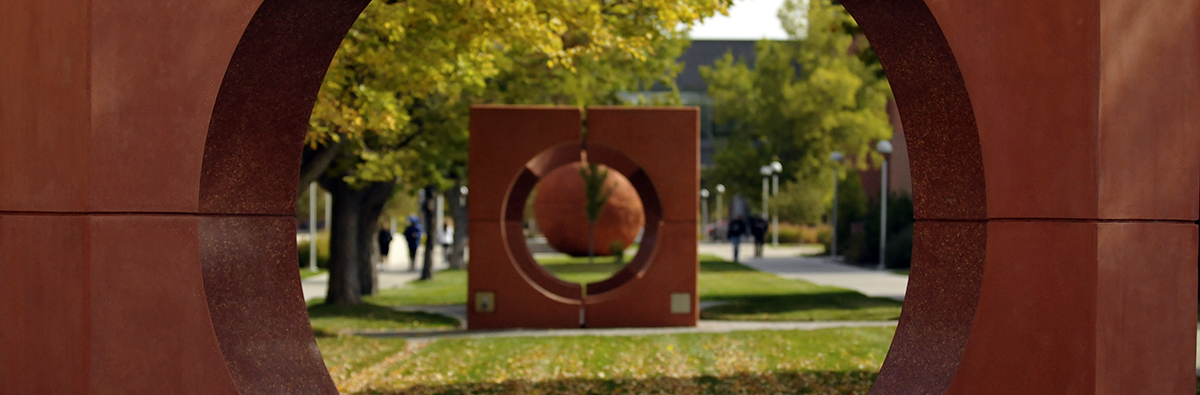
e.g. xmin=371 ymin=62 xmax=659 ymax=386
xmin=533 ymin=162 xmax=645 ymax=257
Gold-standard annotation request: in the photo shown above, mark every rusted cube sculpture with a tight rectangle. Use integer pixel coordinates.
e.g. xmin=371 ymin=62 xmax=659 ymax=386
xmin=466 ymin=105 xmax=700 ymax=329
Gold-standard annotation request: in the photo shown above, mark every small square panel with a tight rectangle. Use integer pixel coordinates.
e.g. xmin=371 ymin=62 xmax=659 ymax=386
xmin=670 ymin=293 xmax=691 ymax=314
xmin=475 ymin=292 xmax=496 ymax=313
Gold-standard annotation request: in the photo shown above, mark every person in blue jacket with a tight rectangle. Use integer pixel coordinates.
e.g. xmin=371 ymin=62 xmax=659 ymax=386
xmin=402 ymin=215 xmax=423 ymax=272
xmin=727 ymin=215 xmax=747 ymax=263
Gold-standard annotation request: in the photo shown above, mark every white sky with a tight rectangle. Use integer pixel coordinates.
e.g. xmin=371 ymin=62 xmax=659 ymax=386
xmin=688 ymin=0 xmax=791 ymax=40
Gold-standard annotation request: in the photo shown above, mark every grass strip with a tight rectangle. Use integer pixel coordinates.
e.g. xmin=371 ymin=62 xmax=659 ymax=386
xmin=319 ymin=326 xmax=894 ymax=395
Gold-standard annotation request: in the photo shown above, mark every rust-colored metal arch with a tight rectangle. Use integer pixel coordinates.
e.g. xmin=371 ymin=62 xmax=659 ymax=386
xmin=2 ymin=0 xmax=1197 ymax=394
xmin=838 ymin=1 xmax=988 ymax=393
xmin=843 ymin=0 xmax=1200 ymax=394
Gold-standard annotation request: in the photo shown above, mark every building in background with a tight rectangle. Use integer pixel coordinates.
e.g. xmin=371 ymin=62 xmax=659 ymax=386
xmin=622 ymin=40 xmax=758 ymax=169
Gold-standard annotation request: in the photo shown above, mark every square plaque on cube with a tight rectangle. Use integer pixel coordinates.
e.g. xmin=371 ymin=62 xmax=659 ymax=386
xmin=475 ymin=292 xmax=496 ymax=313
xmin=670 ymin=293 xmax=692 ymax=314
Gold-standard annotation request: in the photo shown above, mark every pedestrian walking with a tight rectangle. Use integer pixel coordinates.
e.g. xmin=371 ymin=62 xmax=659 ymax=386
xmin=750 ymin=215 xmax=768 ymax=258
xmin=402 ymin=215 xmax=422 ymax=271
xmin=377 ymin=222 xmax=393 ymax=264
xmin=441 ymin=221 xmax=454 ymax=264
xmin=727 ymin=215 xmax=747 ymax=263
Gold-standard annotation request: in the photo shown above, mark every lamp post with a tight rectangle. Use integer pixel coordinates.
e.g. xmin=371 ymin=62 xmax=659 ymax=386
xmin=829 ymin=152 xmax=844 ymax=258
xmin=324 ymin=191 xmax=332 ymax=233
xmin=700 ymin=188 xmax=710 ymax=241
xmin=760 ymin=165 xmax=772 ymax=225
xmin=769 ymin=161 xmax=782 ymax=246
xmin=308 ymin=182 xmax=317 ymax=272
xmin=715 ymin=184 xmax=725 ymax=224
xmin=435 ymin=194 xmax=445 ymax=252
xmin=458 ymin=186 xmax=468 ymax=257
xmin=875 ymin=140 xmax=893 ymax=271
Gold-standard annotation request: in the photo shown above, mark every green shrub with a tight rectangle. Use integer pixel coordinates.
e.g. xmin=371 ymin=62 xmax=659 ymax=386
xmin=820 ymin=169 xmax=915 ymax=268
xmin=842 ymin=231 xmax=869 ymax=264
xmin=823 ymin=171 xmax=868 ymax=255
xmin=775 ymin=223 xmax=833 ymax=244
xmin=815 ymin=227 xmax=832 ymax=246
xmin=298 ymin=232 xmax=331 ymax=269
xmin=840 ymin=191 xmax=914 ymax=269
xmin=885 ymin=224 xmax=913 ymax=269
xmin=775 ymin=223 xmax=803 ymax=244
xmin=802 ymin=224 xmax=831 ymax=244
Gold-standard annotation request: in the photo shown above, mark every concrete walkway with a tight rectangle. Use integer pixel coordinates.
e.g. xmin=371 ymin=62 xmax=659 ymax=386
xmin=698 ymin=243 xmax=909 ymax=301
xmin=302 ymin=241 xmax=453 ymax=301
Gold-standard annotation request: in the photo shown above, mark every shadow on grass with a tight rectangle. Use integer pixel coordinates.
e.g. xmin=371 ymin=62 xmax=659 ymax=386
xmin=535 ymin=255 xmax=749 ymax=274
xmin=537 ymin=256 xmax=753 ymax=286
xmin=701 ymin=291 xmax=902 ymax=321
xmin=308 ymin=303 xmax=459 ymax=335
xmin=541 ymin=262 xmax=626 ymax=274
xmin=357 ymin=370 xmax=878 ymax=395
xmin=699 ymin=258 xmax=758 ymax=272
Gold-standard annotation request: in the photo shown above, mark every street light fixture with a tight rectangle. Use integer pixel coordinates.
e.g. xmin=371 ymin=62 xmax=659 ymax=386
xmin=829 ymin=152 xmax=844 ymax=258
xmin=308 ymin=182 xmax=318 ymax=272
xmin=700 ymin=188 xmax=710 ymax=241
xmin=715 ymin=184 xmax=725 ymax=224
xmin=875 ymin=140 xmax=893 ymax=271
xmin=769 ymin=161 xmax=782 ymax=246
xmin=760 ymin=165 xmax=773 ymax=236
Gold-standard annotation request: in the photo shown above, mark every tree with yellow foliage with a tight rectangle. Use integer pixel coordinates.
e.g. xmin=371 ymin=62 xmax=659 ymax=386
xmin=307 ymin=0 xmax=731 ymax=305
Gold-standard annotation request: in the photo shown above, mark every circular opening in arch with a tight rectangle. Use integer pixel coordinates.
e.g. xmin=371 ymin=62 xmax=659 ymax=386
xmin=501 ymin=143 xmax=664 ymax=301
xmin=189 ymin=0 xmax=990 ymax=391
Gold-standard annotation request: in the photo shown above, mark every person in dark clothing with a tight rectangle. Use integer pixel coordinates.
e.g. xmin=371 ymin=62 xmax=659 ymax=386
xmin=402 ymin=215 xmax=423 ymax=272
xmin=727 ymin=215 xmax=747 ymax=263
xmin=750 ymin=215 xmax=769 ymax=258
xmin=377 ymin=222 xmax=393 ymax=264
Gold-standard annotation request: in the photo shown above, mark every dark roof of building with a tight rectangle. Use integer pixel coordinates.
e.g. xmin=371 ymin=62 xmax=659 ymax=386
xmin=673 ymin=40 xmax=759 ymax=93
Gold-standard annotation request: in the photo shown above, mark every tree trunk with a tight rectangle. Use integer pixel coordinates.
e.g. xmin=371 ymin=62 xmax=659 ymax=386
xmin=588 ymin=221 xmax=596 ymax=265
xmin=297 ymin=141 xmax=343 ymax=197
xmin=321 ymin=177 xmax=361 ymax=305
xmin=319 ymin=174 xmax=394 ymax=304
xmin=445 ymin=179 xmax=468 ymax=269
xmin=420 ymin=186 xmax=438 ymax=281
xmin=357 ymin=182 xmax=393 ymax=296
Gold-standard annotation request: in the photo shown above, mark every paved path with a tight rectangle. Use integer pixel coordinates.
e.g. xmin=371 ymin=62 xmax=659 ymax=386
xmin=302 ymin=242 xmax=454 ymax=301
xmin=698 ymin=243 xmax=909 ymax=301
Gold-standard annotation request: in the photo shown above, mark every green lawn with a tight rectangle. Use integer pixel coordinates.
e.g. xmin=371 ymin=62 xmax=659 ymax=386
xmin=307 ymin=303 xmax=459 ymax=335
xmin=698 ymin=259 xmax=903 ymax=321
xmin=300 ymin=268 xmax=328 ymax=279
xmin=367 ymin=270 xmax=469 ymax=306
xmin=356 ymin=254 xmax=901 ymax=323
xmin=537 ymin=254 xmax=630 ymax=285
xmin=318 ymin=326 xmax=894 ymax=394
